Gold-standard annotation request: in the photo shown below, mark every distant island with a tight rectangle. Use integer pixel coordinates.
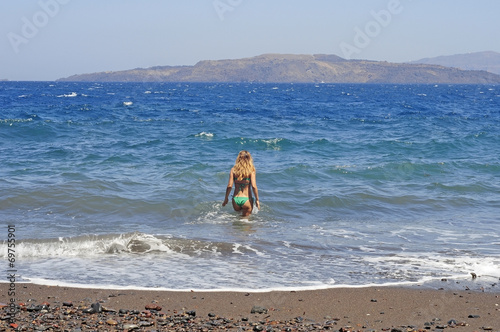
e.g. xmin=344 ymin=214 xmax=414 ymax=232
xmin=57 ymin=53 xmax=500 ymax=84
xmin=412 ymin=51 xmax=500 ymax=75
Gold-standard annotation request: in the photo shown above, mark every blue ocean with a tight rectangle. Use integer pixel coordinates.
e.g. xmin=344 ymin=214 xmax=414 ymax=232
xmin=1 ymin=81 xmax=499 ymax=291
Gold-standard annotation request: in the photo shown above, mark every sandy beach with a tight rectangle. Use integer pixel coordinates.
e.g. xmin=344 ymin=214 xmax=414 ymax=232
xmin=1 ymin=283 xmax=498 ymax=331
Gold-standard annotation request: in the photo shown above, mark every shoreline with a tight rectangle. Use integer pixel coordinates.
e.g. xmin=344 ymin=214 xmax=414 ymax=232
xmin=5 ymin=273 xmax=500 ymax=293
xmin=1 ymin=283 xmax=498 ymax=331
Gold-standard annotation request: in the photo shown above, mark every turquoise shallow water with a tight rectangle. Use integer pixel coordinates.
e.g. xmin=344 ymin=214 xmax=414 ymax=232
xmin=1 ymin=82 xmax=499 ymax=290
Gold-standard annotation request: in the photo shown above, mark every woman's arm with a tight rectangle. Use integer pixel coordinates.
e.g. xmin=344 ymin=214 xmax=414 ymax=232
xmin=222 ymin=168 xmax=234 ymax=206
xmin=251 ymin=171 xmax=260 ymax=210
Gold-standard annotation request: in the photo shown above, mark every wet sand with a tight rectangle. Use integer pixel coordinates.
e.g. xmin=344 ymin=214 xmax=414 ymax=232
xmin=1 ymin=283 xmax=498 ymax=331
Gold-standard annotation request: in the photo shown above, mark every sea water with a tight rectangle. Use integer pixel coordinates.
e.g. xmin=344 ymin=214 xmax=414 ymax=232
xmin=1 ymin=82 xmax=499 ymax=291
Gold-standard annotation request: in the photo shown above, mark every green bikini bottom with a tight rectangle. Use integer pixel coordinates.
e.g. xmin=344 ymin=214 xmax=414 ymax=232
xmin=233 ymin=196 xmax=250 ymax=208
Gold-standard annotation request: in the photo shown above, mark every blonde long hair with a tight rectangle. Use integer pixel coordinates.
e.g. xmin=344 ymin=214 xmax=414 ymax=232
xmin=233 ymin=150 xmax=255 ymax=180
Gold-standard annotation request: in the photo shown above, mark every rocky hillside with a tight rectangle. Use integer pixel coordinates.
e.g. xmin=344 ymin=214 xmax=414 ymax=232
xmin=57 ymin=53 xmax=500 ymax=84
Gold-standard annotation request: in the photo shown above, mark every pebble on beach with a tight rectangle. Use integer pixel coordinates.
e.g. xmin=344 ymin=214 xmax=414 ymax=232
xmin=1 ymin=284 xmax=499 ymax=332
xmin=0 ymin=300 xmax=370 ymax=331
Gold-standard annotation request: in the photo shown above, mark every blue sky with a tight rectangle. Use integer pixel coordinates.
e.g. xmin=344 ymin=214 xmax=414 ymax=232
xmin=1 ymin=0 xmax=499 ymax=81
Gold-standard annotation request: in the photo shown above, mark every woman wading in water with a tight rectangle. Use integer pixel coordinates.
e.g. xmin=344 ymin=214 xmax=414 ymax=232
xmin=222 ymin=150 xmax=260 ymax=217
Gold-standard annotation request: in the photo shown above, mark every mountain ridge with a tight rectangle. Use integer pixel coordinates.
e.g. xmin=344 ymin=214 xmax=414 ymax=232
xmin=57 ymin=53 xmax=500 ymax=84
xmin=412 ymin=51 xmax=500 ymax=75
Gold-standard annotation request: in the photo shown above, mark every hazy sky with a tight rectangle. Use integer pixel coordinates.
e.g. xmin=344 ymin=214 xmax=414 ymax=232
xmin=2 ymin=0 xmax=499 ymax=81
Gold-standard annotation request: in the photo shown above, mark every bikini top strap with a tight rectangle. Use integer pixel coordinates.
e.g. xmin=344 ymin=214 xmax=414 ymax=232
xmin=234 ymin=176 xmax=251 ymax=193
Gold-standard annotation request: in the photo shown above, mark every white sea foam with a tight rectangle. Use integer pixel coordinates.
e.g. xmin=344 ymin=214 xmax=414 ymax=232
xmin=2 ymin=277 xmax=430 ymax=293
xmin=1 ymin=277 xmax=333 ymax=293
xmin=232 ymin=243 xmax=267 ymax=257
xmin=362 ymin=253 xmax=500 ymax=280
xmin=262 ymin=138 xmax=283 ymax=150
xmin=0 ymin=118 xmax=33 ymax=124
xmin=196 ymin=131 xmax=214 ymax=138
xmin=1 ymin=233 xmax=181 ymax=259
xmin=0 ymin=232 xmax=268 ymax=260
xmin=57 ymin=92 xmax=77 ymax=97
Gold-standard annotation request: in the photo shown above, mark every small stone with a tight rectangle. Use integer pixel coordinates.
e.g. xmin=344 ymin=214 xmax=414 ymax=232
xmin=482 ymin=327 xmax=493 ymax=331
xmin=371 ymin=299 xmax=378 ymax=302
xmin=123 ymin=324 xmax=139 ymax=330
xmin=251 ymin=305 xmax=268 ymax=314
xmin=106 ymin=319 xmax=118 ymax=326
xmin=253 ymin=325 xmax=264 ymax=331
xmin=145 ymin=303 xmax=162 ymax=311
xmin=325 ymin=320 xmax=339 ymax=325
xmin=103 ymin=306 xmax=116 ymax=313
xmin=91 ymin=302 xmax=102 ymax=313
xmin=138 ymin=320 xmax=153 ymax=327
xmin=27 ymin=304 xmax=42 ymax=312
xmin=186 ymin=310 xmax=196 ymax=316
xmin=62 ymin=301 xmax=73 ymax=307
xmin=468 ymin=314 xmax=480 ymax=318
